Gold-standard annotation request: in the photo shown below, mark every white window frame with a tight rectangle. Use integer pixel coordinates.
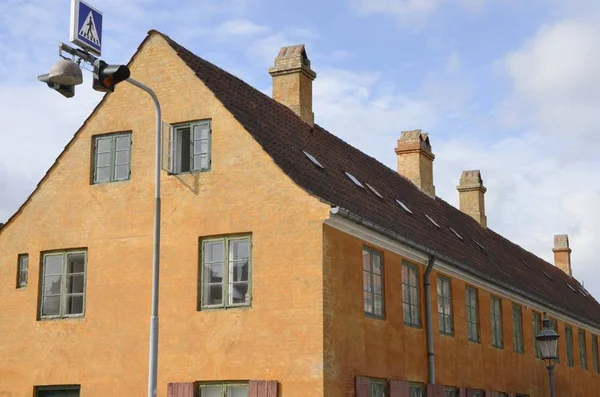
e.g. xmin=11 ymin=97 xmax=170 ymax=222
xmin=363 ymin=247 xmax=384 ymax=318
xmin=200 ymin=236 xmax=251 ymax=309
xmin=437 ymin=276 xmax=453 ymax=335
xmin=39 ymin=250 xmax=87 ymax=319
xmin=198 ymin=382 xmax=249 ymax=396
xmin=466 ymin=286 xmax=480 ymax=342
xmin=17 ymin=253 xmax=28 ymax=288
xmin=402 ymin=261 xmax=420 ymax=327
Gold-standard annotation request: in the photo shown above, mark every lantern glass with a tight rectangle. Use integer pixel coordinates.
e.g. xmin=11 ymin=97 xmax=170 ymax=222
xmin=539 ymin=338 xmax=558 ymax=360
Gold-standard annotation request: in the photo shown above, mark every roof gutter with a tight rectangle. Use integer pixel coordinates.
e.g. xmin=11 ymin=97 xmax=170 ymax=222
xmin=328 ymin=206 xmax=600 ymax=331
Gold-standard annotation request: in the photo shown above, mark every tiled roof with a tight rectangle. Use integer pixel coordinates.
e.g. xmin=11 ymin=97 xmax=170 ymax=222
xmin=161 ymin=31 xmax=600 ymax=328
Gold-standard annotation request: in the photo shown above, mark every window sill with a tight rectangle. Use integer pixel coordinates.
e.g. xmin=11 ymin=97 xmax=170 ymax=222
xmin=404 ymin=323 xmax=422 ymax=329
xmin=440 ymin=331 xmax=454 ymax=337
xmin=199 ymin=304 xmax=251 ymax=312
xmin=92 ymin=179 xmax=131 ymax=186
xmin=467 ymin=339 xmax=481 ymax=344
xmin=364 ymin=313 xmax=386 ymax=321
xmin=493 ymin=345 xmax=504 ymax=350
xmin=168 ymin=169 xmax=211 ymax=176
xmin=38 ymin=315 xmax=85 ymax=321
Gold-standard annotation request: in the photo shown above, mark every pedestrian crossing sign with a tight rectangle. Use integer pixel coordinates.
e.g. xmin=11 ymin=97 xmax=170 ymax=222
xmin=69 ymin=0 xmax=103 ymax=56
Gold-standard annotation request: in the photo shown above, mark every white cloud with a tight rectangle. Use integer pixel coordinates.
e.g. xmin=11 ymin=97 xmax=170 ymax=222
xmin=216 ymin=19 xmax=269 ymax=37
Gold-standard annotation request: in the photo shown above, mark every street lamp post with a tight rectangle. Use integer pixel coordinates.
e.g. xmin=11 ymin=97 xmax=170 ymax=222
xmin=536 ymin=318 xmax=560 ymax=397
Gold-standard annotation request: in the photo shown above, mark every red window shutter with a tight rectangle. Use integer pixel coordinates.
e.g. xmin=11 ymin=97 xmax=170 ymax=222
xmin=427 ymin=384 xmax=445 ymax=397
xmin=459 ymin=388 xmax=467 ymax=397
xmin=389 ymin=379 xmax=410 ymax=397
xmin=356 ymin=376 xmax=370 ymax=397
xmin=249 ymin=380 xmax=259 ymax=397
xmin=266 ymin=381 xmax=278 ymax=397
xmin=167 ymin=382 xmax=194 ymax=397
xmin=466 ymin=389 xmax=475 ymax=397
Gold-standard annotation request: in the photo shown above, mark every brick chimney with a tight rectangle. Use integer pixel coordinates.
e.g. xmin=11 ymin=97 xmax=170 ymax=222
xmin=268 ymin=44 xmax=316 ymax=126
xmin=395 ymin=130 xmax=435 ymax=197
xmin=457 ymin=170 xmax=487 ymax=228
xmin=553 ymin=234 xmax=572 ymax=276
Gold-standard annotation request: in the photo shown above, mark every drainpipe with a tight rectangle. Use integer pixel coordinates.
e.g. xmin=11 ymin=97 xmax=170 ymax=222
xmin=424 ymin=255 xmax=437 ymax=385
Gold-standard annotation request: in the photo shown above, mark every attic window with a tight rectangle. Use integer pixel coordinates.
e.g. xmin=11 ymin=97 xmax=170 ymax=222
xmin=579 ymin=288 xmax=590 ymax=297
xmin=425 ymin=214 xmax=440 ymax=228
xmin=449 ymin=227 xmax=463 ymax=240
xmin=473 ymin=240 xmax=486 ymax=252
xmin=541 ymin=270 xmax=553 ymax=281
xmin=303 ymin=151 xmax=324 ymax=169
xmin=345 ymin=172 xmax=364 ymax=188
xmin=396 ymin=200 xmax=412 ymax=214
xmin=365 ymin=183 xmax=383 ymax=199
xmin=521 ymin=259 xmax=533 ymax=270
xmin=567 ymin=283 xmax=577 ymax=293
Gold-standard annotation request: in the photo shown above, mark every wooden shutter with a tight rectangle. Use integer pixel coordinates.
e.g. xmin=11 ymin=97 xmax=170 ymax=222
xmin=389 ymin=379 xmax=410 ymax=397
xmin=356 ymin=376 xmax=370 ymax=397
xmin=485 ymin=391 xmax=496 ymax=397
xmin=167 ymin=382 xmax=194 ymax=397
xmin=249 ymin=380 xmax=278 ymax=397
xmin=466 ymin=389 xmax=475 ymax=397
xmin=161 ymin=121 xmax=174 ymax=173
xmin=427 ymin=384 xmax=445 ymax=397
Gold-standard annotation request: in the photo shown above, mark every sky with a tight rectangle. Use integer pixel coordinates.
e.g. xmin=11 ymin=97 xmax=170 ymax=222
xmin=0 ymin=0 xmax=599 ymax=299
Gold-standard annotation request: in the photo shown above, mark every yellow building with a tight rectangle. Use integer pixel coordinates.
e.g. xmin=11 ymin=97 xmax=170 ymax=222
xmin=0 ymin=30 xmax=599 ymax=397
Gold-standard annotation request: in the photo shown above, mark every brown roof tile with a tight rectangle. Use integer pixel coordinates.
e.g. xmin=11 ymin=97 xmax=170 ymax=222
xmin=158 ymin=31 xmax=600 ymax=328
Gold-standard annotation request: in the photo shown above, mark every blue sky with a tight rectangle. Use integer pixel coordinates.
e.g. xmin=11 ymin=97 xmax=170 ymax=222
xmin=1 ymin=0 xmax=599 ymax=299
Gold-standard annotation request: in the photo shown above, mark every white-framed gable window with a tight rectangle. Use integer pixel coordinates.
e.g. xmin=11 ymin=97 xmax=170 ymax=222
xmin=165 ymin=120 xmax=211 ymax=174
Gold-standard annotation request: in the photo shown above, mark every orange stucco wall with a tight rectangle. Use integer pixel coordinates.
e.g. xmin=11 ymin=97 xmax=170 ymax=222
xmin=323 ymin=224 xmax=600 ymax=396
xmin=0 ymin=33 xmax=331 ymax=396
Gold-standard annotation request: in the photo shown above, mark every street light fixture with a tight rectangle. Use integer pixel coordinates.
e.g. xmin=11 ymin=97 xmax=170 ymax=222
xmin=536 ymin=318 xmax=560 ymax=397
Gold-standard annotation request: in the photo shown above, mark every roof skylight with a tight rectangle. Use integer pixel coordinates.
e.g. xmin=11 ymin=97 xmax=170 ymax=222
xmin=396 ymin=199 xmax=412 ymax=214
xmin=566 ymin=283 xmax=577 ymax=292
xmin=303 ymin=151 xmax=324 ymax=169
xmin=366 ymin=183 xmax=383 ymax=199
xmin=541 ymin=270 xmax=553 ymax=280
xmin=345 ymin=172 xmax=364 ymax=188
xmin=579 ymin=287 xmax=590 ymax=297
xmin=521 ymin=259 xmax=533 ymax=270
xmin=449 ymin=227 xmax=463 ymax=240
xmin=473 ymin=240 xmax=486 ymax=252
xmin=425 ymin=214 xmax=440 ymax=228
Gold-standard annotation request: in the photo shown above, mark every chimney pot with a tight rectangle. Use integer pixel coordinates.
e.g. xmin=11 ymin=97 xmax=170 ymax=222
xmin=268 ymin=44 xmax=316 ymax=126
xmin=395 ymin=130 xmax=435 ymax=197
xmin=553 ymin=234 xmax=572 ymax=276
xmin=457 ymin=170 xmax=487 ymax=228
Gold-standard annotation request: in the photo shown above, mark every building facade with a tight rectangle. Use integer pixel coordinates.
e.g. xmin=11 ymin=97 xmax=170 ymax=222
xmin=0 ymin=30 xmax=599 ymax=397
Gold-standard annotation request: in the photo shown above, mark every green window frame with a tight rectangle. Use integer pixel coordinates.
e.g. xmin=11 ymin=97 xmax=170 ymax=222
xmin=168 ymin=120 xmax=211 ymax=174
xmin=490 ymin=296 xmax=503 ymax=349
xmin=466 ymin=286 xmax=479 ymax=342
xmin=512 ymin=304 xmax=524 ymax=353
xmin=472 ymin=390 xmax=484 ymax=397
xmin=370 ymin=379 xmax=386 ymax=397
xmin=437 ymin=276 xmax=453 ymax=335
xmin=363 ymin=248 xmax=384 ymax=318
xmin=35 ymin=385 xmax=80 ymax=396
xmin=198 ymin=382 xmax=248 ymax=396
xmin=579 ymin=329 xmax=588 ymax=369
xmin=402 ymin=261 xmax=420 ymax=327
xmin=409 ymin=383 xmax=424 ymax=397
xmin=592 ymin=334 xmax=599 ymax=373
xmin=566 ymin=325 xmax=574 ymax=366
xmin=40 ymin=251 xmax=87 ymax=319
xmin=532 ymin=312 xmax=542 ymax=357
xmin=444 ymin=387 xmax=457 ymax=397
xmin=93 ymin=132 xmax=131 ymax=184
xmin=17 ymin=253 xmax=29 ymax=288
xmin=200 ymin=236 xmax=251 ymax=309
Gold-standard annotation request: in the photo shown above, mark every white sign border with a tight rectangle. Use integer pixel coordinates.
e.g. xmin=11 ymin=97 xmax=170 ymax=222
xmin=69 ymin=0 xmax=103 ymax=56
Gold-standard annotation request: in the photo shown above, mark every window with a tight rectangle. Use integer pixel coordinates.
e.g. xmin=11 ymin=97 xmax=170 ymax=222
xmin=35 ymin=385 xmax=80 ymax=396
xmin=302 ymin=151 xmax=324 ymax=169
xmin=444 ymin=387 xmax=457 ymax=397
xmin=40 ymin=251 xmax=86 ymax=318
xmin=497 ymin=393 xmax=508 ymax=397
xmin=512 ymin=304 xmax=524 ymax=353
xmin=490 ymin=296 xmax=503 ymax=349
xmin=93 ymin=132 xmax=131 ymax=183
xmin=549 ymin=318 xmax=560 ymax=363
xmin=345 ymin=172 xmax=364 ymax=188
xmin=199 ymin=382 xmax=248 ymax=397
xmin=592 ymin=334 xmax=599 ymax=373
xmin=168 ymin=120 xmax=211 ymax=174
xmin=363 ymin=248 xmax=384 ymax=318
xmin=370 ymin=379 xmax=386 ymax=397
xmin=437 ymin=276 xmax=453 ymax=335
xmin=579 ymin=329 xmax=588 ymax=369
xmin=465 ymin=287 xmax=479 ymax=342
xmin=532 ymin=312 xmax=542 ymax=357
xmin=396 ymin=199 xmax=412 ymax=213
xmin=409 ymin=383 xmax=424 ymax=397
xmin=425 ymin=214 xmax=440 ymax=228
xmin=366 ymin=183 xmax=383 ymax=199
xmin=17 ymin=254 xmax=28 ymax=288
xmin=471 ymin=390 xmax=484 ymax=397
xmin=566 ymin=325 xmax=574 ymax=366
xmin=200 ymin=236 xmax=251 ymax=309
xmin=402 ymin=262 xmax=420 ymax=327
